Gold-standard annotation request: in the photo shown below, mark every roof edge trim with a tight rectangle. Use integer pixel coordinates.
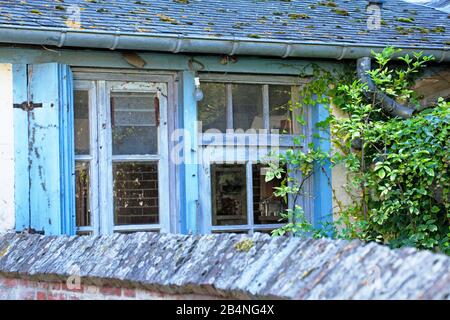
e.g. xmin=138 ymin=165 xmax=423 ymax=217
xmin=0 ymin=25 xmax=449 ymax=61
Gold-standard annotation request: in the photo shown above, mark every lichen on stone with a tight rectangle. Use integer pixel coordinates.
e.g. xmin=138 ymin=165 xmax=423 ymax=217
xmin=332 ymin=8 xmax=349 ymax=16
xmin=0 ymin=245 xmax=9 ymax=258
xmin=234 ymin=239 xmax=254 ymax=252
xmin=397 ymin=17 xmax=415 ymax=23
xmin=157 ymin=13 xmax=179 ymax=25
xmin=288 ymin=13 xmax=310 ymax=20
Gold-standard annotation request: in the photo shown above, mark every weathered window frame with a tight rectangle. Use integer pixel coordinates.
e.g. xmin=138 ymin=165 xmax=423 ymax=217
xmin=197 ymin=74 xmax=314 ymax=234
xmin=73 ymin=70 xmax=177 ymax=235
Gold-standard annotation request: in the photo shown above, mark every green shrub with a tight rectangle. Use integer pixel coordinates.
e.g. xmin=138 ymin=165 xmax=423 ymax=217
xmin=270 ymin=47 xmax=450 ymax=254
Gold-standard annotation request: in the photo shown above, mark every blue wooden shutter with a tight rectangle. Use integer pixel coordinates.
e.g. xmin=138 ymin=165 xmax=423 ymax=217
xmin=311 ymin=102 xmax=333 ymax=232
xmin=13 ymin=63 xmax=75 ymax=235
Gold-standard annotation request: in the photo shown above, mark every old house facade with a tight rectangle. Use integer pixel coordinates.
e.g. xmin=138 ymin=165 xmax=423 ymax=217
xmin=0 ymin=0 xmax=449 ymax=237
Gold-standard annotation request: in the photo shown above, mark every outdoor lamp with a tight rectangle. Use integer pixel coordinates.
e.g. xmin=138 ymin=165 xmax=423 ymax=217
xmin=194 ymin=76 xmax=204 ymax=102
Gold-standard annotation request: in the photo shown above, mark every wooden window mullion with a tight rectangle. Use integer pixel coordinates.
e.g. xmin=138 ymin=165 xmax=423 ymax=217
xmin=226 ymin=83 xmax=233 ymax=130
xmin=246 ymin=161 xmax=255 ymax=235
xmin=262 ymin=84 xmax=270 ymax=131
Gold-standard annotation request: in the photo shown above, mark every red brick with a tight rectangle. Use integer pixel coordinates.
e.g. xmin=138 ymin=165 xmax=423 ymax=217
xmin=37 ymin=281 xmax=49 ymax=289
xmin=36 ymin=291 xmax=47 ymax=300
xmin=18 ymin=279 xmax=29 ymax=287
xmin=48 ymin=293 xmax=66 ymax=300
xmin=47 ymin=293 xmax=56 ymax=300
xmin=19 ymin=291 xmax=36 ymax=300
xmin=25 ymin=280 xmax=39 ymax=288
xmin=2 ymin=278 xmax=18 ymax=288
xmin=99 ymin=286 xmax=121 ymax=296
xmin=84 ymin=285 xmax=99 ymax=294
xmin=49 ymin=282 xmax=62 ymax=291
xmin=122 ymin=288 xmax=136 ymax=298
xmin=63 ymin=281 xmax=83 ymax=292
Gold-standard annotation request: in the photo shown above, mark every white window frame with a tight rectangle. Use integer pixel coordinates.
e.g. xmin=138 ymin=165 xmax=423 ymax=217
xmin=198 ymin=74 xmax=314 ymax=234
xmin=73 ymin=70 xmax=176 ymax=235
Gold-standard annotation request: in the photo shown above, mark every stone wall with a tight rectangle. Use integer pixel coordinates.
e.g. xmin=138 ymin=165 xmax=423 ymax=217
xmin=0 ymin=232 xmax=449 ymax=300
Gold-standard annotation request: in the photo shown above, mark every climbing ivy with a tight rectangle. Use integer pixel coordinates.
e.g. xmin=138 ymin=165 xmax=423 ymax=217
xmin=269 ymin=47 xmax=450 ymax=254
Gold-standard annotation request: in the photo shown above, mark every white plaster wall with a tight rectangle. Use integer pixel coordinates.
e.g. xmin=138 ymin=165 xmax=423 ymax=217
xmin=0 ymin=64 xmax=15 ymax=233
xmin=331 ymin=104 xmax=359 ymax=220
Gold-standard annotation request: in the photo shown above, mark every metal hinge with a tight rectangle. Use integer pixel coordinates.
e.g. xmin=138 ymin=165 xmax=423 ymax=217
xmin=13 ymin=101 xmax=43 ymax=111
xmin=14 ymin=65 xmax=43 ymax=112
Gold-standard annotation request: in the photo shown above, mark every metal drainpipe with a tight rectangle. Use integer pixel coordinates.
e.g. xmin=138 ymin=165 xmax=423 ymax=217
xmin=356 ymin=57 xmax=415 ymax=119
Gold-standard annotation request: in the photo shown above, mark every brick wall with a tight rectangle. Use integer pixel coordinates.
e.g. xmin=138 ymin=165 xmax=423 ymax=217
xmin=0 ymin=276 xmax=216 ymax=300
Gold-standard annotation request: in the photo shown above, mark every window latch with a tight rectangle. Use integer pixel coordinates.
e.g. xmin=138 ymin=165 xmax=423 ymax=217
xmin=13 ymin=101 xmax=43 ymax=111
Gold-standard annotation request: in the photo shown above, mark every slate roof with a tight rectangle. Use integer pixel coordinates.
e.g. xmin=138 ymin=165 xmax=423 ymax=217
xmin=404 ymin=0 xmax=450 ymax=13
xmin=1 ymin=232 xmax=449 ymax=299
xmin=0 ymin=0 xmax=448 ymax=50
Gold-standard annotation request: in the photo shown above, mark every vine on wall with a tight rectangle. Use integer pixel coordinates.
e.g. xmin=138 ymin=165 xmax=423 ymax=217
xmin=269 ymin=47 xmax=450 ymax=254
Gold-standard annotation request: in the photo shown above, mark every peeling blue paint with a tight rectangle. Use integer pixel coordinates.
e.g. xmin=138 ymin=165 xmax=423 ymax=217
xmin=311 ymin=102 xmax=333 ymax=232
xmin=180 ymin=71 xmax=199 ymax=234
xmin=9 ymin=48 xmax=334 ymax=236
xmin=14 ymin=63 xmax=75 ymax=235
xmin=13 ymin=64 xmax=30 ymax=231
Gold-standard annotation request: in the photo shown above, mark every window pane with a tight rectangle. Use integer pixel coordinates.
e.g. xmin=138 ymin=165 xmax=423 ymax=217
xmin=269 ymin=85 xmax=292 ymax=134
xmin=75 ymin=162 xmax=91 ymax=227
xmin=211 ymin=164 xmax=247 ymax=226
xmin=111 ymin=92 xmax=158 ymax=155
xmin=253 ymin=164 xmax=287 ymax=225
xmin=113 ymin=162 xmax=159 ymax=225
xmin=198 ymin=83 xmax=227 ymax=132
xmin=232 ymin=84 xmax=263 ymax=130
xmin=74 ymin=90 xmax=90 ymax=155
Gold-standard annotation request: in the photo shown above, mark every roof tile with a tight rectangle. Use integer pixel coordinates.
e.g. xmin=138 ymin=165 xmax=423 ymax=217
xmin=0 ymin=0 xmax=448 ymax=48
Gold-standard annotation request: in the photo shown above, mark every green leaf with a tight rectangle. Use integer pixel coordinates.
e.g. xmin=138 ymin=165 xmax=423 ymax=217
xmin=378 ymin=169 xmax=386 ymax=179
xmin=265 ymin=171 xmax=275 ymax=182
